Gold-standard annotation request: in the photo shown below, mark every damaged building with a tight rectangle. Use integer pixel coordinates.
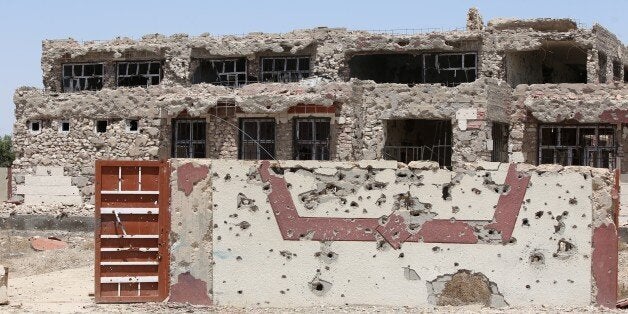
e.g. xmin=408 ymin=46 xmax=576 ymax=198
xmin=4 ymin=8 xmax=627 ymax=208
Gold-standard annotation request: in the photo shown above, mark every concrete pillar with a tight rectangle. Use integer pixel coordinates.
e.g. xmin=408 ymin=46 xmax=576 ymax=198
xmin=586 ymin=49 xmax=599 ymax=83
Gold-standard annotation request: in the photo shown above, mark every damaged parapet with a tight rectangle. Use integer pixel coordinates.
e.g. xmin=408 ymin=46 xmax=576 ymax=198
xmin=171 ymin=159 xmax=618 ymax=308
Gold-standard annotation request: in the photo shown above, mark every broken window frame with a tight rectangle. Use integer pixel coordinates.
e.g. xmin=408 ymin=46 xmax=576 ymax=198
xmin=382 ymin=119 xmax=452 ymax=168
xmin=422 ymin=52 xmax=477 ymax=86
xmin=62 ymin=63 xmax=104 ymax=92
xmin=172 ymin=119 xmax=206 ymax=158
xmin=193 ymin=58 xmax=248 ymax=87
xmin=260 ymin=56 xmax=311 ymax=83
xmin=538 ymin=124 xmax=618 ymax=169
xmin=293 ymin=117 xmax=331 ymax=161
xmin=238 ymin=118 xmax=276 ymax=160
xmin=116 ymin=61 xmax=162 ymax=87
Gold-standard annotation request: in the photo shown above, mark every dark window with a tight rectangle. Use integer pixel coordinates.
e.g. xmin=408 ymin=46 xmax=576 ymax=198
xmin=128 ymin=119 xmax=139 ymax=132
xmin=538 ymin=125 xmax=617 ymax=169
xmin=612 ymin=61 xmax=622 ymax=81
xmin=261 ymin=57 xmax=310 ymax=82
xmin=29 ymin=121 xmax=41 ymax=133
xmin=192 ymin=58 xmax=247 ymax=87
xmin=238 ymin=118 xmax=276 ymax=160
xmin=96 ymin=120 xmax=108 ymax=133
xmin=293 ymin=118 xmax=330 ymax=160
xmin=117 ymin=61 xmax=161 ymax=87
xmin=382 ymin=119 xmax=452 ymax=168
xmin=598 ymin=53 xmax=607 ymax=83
xmin=491 ymin=122 xmax=510 ymax=162
xmin=172 ymin=119 xmax=206 ymax=158
xmin=423 ymin=53 xmax=477 ymax=86
xmin=61 ymin=121 xmax=70 ymax=132
xmin=349 ymin=54 xmax=423 ymax=84
xmin=62 ymin=63 xmax=104 ymax=92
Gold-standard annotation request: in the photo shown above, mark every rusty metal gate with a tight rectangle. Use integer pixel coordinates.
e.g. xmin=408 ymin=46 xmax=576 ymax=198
xmin=95 ymin=160 xmax=170 ymax=303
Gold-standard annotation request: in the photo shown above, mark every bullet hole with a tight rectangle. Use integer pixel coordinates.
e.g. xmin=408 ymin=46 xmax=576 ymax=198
xmin=432 ymin=246 xmax=441 ymax=252
xmin=529 ymin=252 xmax=544 ymax=265
xmin=376 ymin=194 xmax=386 ymax=206
xmin=442 ymin=184 xmax=452 ymax=200
xmin=398 ymin=253 xmax=405 ymax=258
xmin=217 ymin=236 xmax=221 ymax=240
xmin=270 ymin=167 xmax=284 ymax=175
xmin=262 ymin=184 xmax=270 ymax=191
xmin=525 ymin=285 xmax=530 ymax=289
xmin=280 ymin=250 xmax=294 ymax=260
xmin=280 ymin=290 xmax=285 ymax=294
xmin=454 ymin=262 xmax=459 ymax=267
xmin=224 ymin=173 xmax=231 ymax=181
xmin=281 ymin=275 xmax=286 ymax=278
xmin=350 ymin=201 xmax=359 ymax=207
xmin=237 ymin=290 xmax=243 ymax=294
xmin=471 ymin=188 xmax=482 ymax=195
xmin=535 ymin=211 xmax=544 ymax=219
xmin=236 ymin=256 xmax=242 ymax=261
xmin=508 ymin=237 xmax=517 ymax=244
xmin=237 ymin=221 xmax=250 ymax=230
xmin=522 ymin=218 xmax=530 ymax=226
xmin=309 ymin=278 xmax=332 ymax=296
xmin=488 ymin=229 xmax=495 ymax=235
xmin=452 ymin=206 xmax=460 ymax=213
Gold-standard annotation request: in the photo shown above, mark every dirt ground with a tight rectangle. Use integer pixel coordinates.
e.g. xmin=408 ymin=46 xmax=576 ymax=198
xmin=0 ymin=229 xmax=626 ymax=313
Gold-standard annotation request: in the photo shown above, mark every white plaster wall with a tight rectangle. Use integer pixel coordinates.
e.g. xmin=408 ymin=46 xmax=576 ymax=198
xmin=210 ymin=160 xmax=595 ymax=307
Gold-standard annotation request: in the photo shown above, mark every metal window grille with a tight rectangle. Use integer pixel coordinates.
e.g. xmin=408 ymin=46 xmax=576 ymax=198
xmin=172 ymin=119 xmax=206 ymax=158
xmin=238 ymin=118 xmax=276 ymax=160
xmin=117 ymin=61 xmax=161 ymax=87
xmin=293 ymin=118 xmax=330 ymax=160
xmin=538 ymin=124 xmax=617 ymax=169
xmin=194 ymin=59 xmax=247 ymax=87
xmin=260 ymin=56 xmax=310 ymax=83
xmin=382 ymin=119 xmax=452 ymax=168
xmin=62 ymin=63 xmax=104 ymax=92
xmin=423 ymin=52 xmax=477 ymax=86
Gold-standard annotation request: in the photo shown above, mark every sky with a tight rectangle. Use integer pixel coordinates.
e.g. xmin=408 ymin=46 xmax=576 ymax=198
xmin=0 ymin=0 xmax=626 ymax=136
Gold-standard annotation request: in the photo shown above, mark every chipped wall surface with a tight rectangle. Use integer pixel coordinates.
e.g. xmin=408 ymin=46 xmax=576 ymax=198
xmin=170 ymin=159 xmax=617 ymax=308
xmin=169 ymin=159 xmax=213 ymax=304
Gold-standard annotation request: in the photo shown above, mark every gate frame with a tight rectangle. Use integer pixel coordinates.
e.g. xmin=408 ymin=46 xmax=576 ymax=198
xmin=94 ymin=160 xmax=171 ymax=303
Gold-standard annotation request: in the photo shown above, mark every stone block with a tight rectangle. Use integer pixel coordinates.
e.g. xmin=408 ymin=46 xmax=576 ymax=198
xmin=35 ymin=166 xmax=63 ymax=176
xmin=24 ymin=194 xmax=82 ymax=205
xmin=16 ymin=185 xmax=80 ymax=196
xmin=24 ymin=176 xmax=72 ymax=186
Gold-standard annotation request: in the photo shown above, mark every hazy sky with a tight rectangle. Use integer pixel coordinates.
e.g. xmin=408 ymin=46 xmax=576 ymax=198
xmin=0 ymin=0 xmax=626 ymax=136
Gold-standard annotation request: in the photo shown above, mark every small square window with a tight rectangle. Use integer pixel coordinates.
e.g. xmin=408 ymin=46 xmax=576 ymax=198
xmin=127 ymin=119 xmax=139 ymax=132
xmin=29 ymin=120 xmax=42 ymax=134
xmin=60 ymin=121 xmax=70 ymax=132
xmin=96 ymin=120 xmax=108 ymax=133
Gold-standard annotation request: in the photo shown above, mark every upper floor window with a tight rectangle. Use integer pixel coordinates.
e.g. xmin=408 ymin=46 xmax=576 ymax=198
xmin=117 ymin=61 xmax=161 ymax=87
xmin=62 ymin=63 xmax=104 ymax=92
xmin=261 ymin=56 xmax=310 ymax=83
xmin=239 ymin=118 xmax=275 ymax=160
xmin=192 ymin=58 xmax=247 ymax=87
xmin=423 ymin=53 xmax=477 ymax=86
xmin=293 ymin=118 xmax=330 ymax=160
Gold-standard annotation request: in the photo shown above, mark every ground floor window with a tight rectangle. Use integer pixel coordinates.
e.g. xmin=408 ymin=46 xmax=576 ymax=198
xmin=293 ymin=118 xmax=331 ymax=160
xmin=538 ymin=124 xmax=617 ymax=169
xmin=491 ymin=122 xmax=510 ymax=162
xmin=172 ymin=119 xmax=206 ymax=158
xmin=383 ymin=119 xmax=452 ymax=168
xmin=239 ymin=118 xmax=276 ymax=160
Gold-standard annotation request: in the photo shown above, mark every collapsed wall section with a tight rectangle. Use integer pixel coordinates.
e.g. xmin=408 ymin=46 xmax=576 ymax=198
xmin=171 ymin=159 xmax=617 ymax=308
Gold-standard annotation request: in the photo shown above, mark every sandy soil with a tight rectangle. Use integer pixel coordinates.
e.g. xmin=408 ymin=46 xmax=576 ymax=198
xmin=0 ymin=229 xmax=626 ymax=313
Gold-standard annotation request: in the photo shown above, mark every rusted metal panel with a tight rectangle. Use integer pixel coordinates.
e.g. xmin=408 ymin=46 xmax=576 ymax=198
xmin=95 ymin=160 xmax=169 ymax=303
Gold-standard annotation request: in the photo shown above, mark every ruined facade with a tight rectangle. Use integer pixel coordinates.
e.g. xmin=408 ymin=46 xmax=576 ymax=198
xmin=6 ymin=8 xmax=628 ymax=208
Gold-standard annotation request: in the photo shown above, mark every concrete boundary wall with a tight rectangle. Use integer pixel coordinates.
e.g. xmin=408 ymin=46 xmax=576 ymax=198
xmin=168 ymin=159 xmax=618 ymax=308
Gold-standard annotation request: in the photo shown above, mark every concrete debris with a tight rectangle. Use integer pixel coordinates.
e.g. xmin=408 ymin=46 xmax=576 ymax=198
xmin=30 ymin=237 xmax=68 ymax=251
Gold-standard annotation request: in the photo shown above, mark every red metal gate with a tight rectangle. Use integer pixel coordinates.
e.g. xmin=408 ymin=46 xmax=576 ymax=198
xmin=94 ymin=160 xmax=170 ymax=303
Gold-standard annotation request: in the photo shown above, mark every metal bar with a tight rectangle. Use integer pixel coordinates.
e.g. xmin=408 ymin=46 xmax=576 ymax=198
xmin=100 ymin=247 xmax=159 ymax=252
xmin=100 ymin=261 xmax=159 ymax=266
xmin=101 ymin=208 xmax=159 ymax=214
xmin=100 ymin=234 xmax=159 ymax=239
xmin=101 ymin=276 xmax=159 ymax=284
xmin=101 ymin=191 xmax=159 ymax=195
